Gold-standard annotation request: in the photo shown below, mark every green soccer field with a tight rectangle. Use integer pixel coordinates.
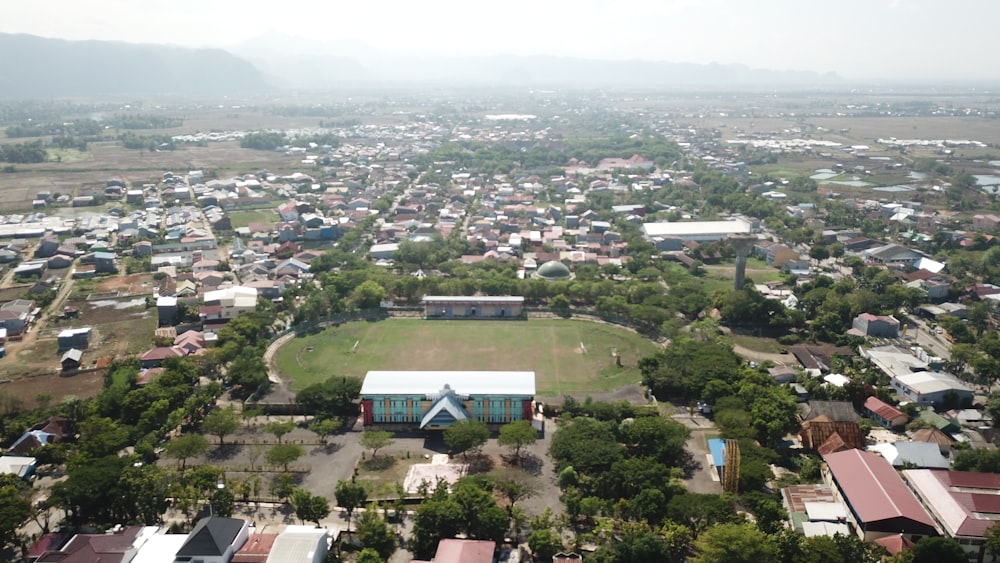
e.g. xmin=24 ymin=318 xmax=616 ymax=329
xmin=273 ymin=318 xmax=660 ymax=398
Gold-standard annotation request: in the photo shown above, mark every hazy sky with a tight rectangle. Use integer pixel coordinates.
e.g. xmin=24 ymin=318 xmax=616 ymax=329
xmin=2 ymin=0 xmax=996 ymax=82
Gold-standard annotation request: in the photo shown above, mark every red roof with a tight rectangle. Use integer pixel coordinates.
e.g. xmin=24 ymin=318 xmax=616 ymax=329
xmin=823 ymin=449 xmax=935 ymax=528
xmin=864 ymin=396 xmax=908 ymax=423
xmin=874 ymin=534 xmax=914 ymax=555
xmin=141 ymin=347 xmax=185 ymax=361
xmin=905 ymin=469 xmax=1000 ymax=538
xmin=425 ymin=539 xmax=495 ymax=563
xmin=231 ymin=533 xmax=278 ymax=563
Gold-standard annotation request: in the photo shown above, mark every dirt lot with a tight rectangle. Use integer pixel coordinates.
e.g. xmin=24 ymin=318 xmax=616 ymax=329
xmin=1 ymin=295 xmax=156 ymax=386
xmin=0 ymin=369 xmax=105 ymax=408
xmin=95 ymin=273 xmax=158 ymax=295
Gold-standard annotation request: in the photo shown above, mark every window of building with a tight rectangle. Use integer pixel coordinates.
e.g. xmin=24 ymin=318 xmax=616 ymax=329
xmin=489 ymin=399 xmax=506 ymax=423
xmin=390 ymin=399 xmax=408 ymax=422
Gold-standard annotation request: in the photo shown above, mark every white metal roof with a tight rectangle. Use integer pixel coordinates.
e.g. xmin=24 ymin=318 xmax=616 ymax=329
xmin=129 ymin=534 xmax=190 ymax=563
xmin=642 ymin=218 xmax=751 ymax=238
xmin=804 ymin=501 xmax=848 ymax=522
xmin=422 ymin=296 xmax=524 ymax=304
xmin=896 ymin=371 xmax=973 ymax=394
xmin=265 ymin=528 xmax=328 ymax=563
xmin=361 ymin=371 xmax=535 ymax=396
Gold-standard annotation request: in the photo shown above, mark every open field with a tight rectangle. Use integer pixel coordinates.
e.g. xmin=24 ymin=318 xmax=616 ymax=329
xmin=228 ymin=209 xmax=278 ymax=229
xmin=0 ymin=140 xmax=296 ymax=212
xmin=274 ymin=319 xmax=660 ymax=398
xmin=0 ymin=369 xmax=106 ymax=409
xmin=2 ymin=295 xmax=156 ymax=380
xmin=728 ymin=334 xmax=785 ymax=355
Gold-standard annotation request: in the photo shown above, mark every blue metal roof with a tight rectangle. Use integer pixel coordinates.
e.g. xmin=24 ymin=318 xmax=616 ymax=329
xmin=708 ymin=438 xmax=726 ymax=468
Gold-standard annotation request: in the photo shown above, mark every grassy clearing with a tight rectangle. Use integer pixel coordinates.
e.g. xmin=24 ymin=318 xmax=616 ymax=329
xmin=728 ymin=334 xmax=784 ymax=354
xmin=228 ymin=209 xmax=278 ymax=229
xmin=274 ymin=318 xmax=659 ymax=397
xmin=354 ymin=455 xmax=421 ymax=498
xmin=47 ymin=148 xmax=92 ymax=163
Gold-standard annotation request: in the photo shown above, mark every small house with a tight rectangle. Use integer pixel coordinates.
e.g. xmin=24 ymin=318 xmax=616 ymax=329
xmin=57 ymin=327 xmax=92 ymax=351
xmin=60 ymin=348 xmax=83 ymax=371
xmin=94 ymin=252 xmax=117 ymax=274
xmin=864 ymin=396 xmax=909 ymax=429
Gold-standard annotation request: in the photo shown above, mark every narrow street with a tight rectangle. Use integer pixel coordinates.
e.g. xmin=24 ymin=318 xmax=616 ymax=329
xmin=9 ymin=267 xmax=75 ymax=353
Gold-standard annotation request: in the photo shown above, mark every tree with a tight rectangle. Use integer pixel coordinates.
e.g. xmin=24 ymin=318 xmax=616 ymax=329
xmin=202 ymin=407 xmax=241 ymax=446
xmin=226 ymin=350 xmax=269 ymax=393
xmin=296 ymin=376 xmax=362 ymax=419
xmin=355 ymin=548 xmax=384 ymax=563
xmin=809 ymin=244 xmax=830 ymax=261
xmin=550 ymin=294 xmax=571 ymax=314
xmin=498 ymin=420 xmax=537 ymax=461
xmin=266 ymin=443 xmax=304 ymax=472
xmin=0 ymin=474 xmax=32 ymax=556
xmin=493 ymin=469 xmax=536 ymax=515
xmin=51 ymin=455 xmax=126 ymax=524
xmin=911 ymin=536 xmax=967 ymax=563
xmin=691 ymin=523 xmax=778 ymax=563
xmin=666 ymin=494 xmax=739 ymax=534
xmin=309 ymin=418 xmax=342 ymax=444
xmin=360 ymin=429 xmax=394 ymax=458
xmin=164 ymin=433 xmax=209 ymax=470
xmin=984 ymin=522 xmax=1000 ymax=562
xmin=77 ymin=416 xmax=130 ymax=459
xmin=265 ymin=421 xmax=296 ymax=444
xmin=335 ymin=479 xmax=368 ymax=532
xmin=549 ymin=417 xmax=624 ymax=475
xmin=451 ymin=480 xmax=508 ymax=543
xmin=119 ymin=463 xmax=170 ymax=525
xmin=528 ymin=528 xmax=562 ymax=561
xmin=271 ymin=472 xmax=295 ymax=501
xmin=443 ymin=420 xmax=489 ymax=459
xmin=356 ymin=502 xmax=397 ymax=560
xmin=353 ymin=280 xmax=387 ymax=309
xmin=409 ymin=486 xmax=464 ymax=558
xmin=987 ymin=393 xmax=1000 ymax=427
xmin=290 ymin=488 xmax=331 ymax=527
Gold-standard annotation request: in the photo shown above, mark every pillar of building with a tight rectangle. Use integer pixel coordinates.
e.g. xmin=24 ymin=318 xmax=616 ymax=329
xmin=730 ymin=235 xmax=757 ymax=291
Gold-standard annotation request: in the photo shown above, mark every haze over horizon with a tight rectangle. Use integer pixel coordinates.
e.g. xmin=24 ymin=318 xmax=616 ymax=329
xmin=1 ymin=0 xmax=997 ymax=84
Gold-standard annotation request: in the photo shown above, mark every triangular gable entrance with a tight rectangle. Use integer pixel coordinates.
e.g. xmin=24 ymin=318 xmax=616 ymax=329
xmin=420 ymin=385 xmax=470 ymax=429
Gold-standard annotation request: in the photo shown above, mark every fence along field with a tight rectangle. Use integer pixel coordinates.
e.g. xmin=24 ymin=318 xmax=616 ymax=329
xmin=274 ymin=318 xmax=659 ymax=398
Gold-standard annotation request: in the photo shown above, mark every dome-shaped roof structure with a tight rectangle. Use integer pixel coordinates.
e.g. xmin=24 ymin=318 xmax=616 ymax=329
xmin=535 ymin=260 xmax=573 ymax=280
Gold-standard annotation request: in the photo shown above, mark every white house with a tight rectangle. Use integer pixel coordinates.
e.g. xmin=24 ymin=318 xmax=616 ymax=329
xmin=202 ymin=286 xmax=258 ymax=320
xmin=264 ymin=526 xmax=328 ymax=563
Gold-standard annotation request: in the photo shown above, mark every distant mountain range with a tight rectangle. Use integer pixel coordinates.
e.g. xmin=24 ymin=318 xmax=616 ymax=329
xmin=0 ymin=32 xmax=841 ymax=98
xmin=0 ymin=33 xmax=267 ymax=98
xmin=232 ymin=32 xmax=842 ymax=89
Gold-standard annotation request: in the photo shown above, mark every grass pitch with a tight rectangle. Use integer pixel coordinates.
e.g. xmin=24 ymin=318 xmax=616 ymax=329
xmin=274 ymin=318 xmax=659 ymax=397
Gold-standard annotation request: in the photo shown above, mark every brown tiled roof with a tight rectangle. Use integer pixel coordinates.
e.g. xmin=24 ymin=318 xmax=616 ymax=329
xmin=817 ymin=432 xmax=852 ymax=457
xmin=800 ymin=420 xmax=864 ymax=451
xmin=912 ymin=428 xmax=954 ymax=448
